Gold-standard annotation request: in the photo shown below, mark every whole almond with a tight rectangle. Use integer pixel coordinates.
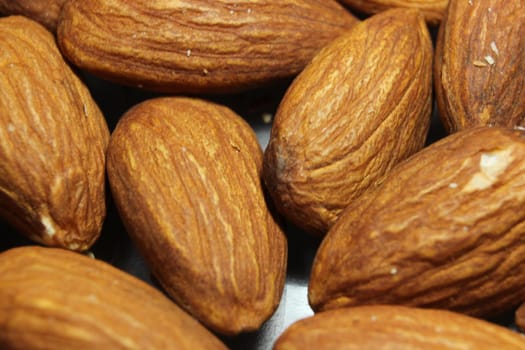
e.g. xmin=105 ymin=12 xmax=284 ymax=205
xmin=106 ymin=97 xmax=287 ymax=335
xmin=263 ymin=8 xmax=432 ymax=236
xmin=434 ymin=0 xmax=525 ymax=133
xmin=0 ymin=246 xmax=227 ymax=350
xmin=0 ymin=16 xmax=109 ymax=251
xmin=0 ymin=0 xmax=67 ymax=31
xmin=274 ymin=305 xmax=525 ymax=350
xmin=57 ymin=0 xmax=357 ymax=94
xmin=309 ymin=126 xmax=525 ymax=317
xmin=337 ymin=0 xmax=448 ymax=24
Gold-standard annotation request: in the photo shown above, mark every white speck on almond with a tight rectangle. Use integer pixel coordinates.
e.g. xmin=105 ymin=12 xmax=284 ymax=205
xmin=390 ymin=267 xmax=398 ymax=275
xmin=7 ymin=123 xmax=15 ymax=132
xmin=41 ymin=215 xmax=56 ymax=237
xmin=490 ymin=41 xmax=500 ymax=56
xmin=464 ymin=149 xmax=513 ymax=192
xmin=247 ymin=8 xmax=252 ymax=14
xmin=468 ymin=0 xmax=473 ymax=5
xmin=449 ymin=182 xmax=459 ymax=189
xmin=485 ymin=55 xmax=495 ymax=65
xmin=186 ymin=49 xmax=191 ymax=57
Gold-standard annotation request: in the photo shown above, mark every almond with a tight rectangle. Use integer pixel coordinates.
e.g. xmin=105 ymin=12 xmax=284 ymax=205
xmin=57 ymin=0 xmax=357 ymax=94
xmin=309 ymin=126 xmax=525 ymax=317
xmin=106 ymin=97 xmax=287 ymax=335
xmin=274 ymin=305 xmax=525 ymax=349
xmin=263 ymin=8 xmax=432 ymax=236
xmin=0 ymin=16 xmax=109 ymax=251
xmin=0 ymin=246 xmax=227 ymax=349
xmin=0 ymin=0 xmax=67 ymax=31
xmin=434 ymin=0 xmax=525 ymax=133
xmin=337 ymin=0 xmax=448 ymax=24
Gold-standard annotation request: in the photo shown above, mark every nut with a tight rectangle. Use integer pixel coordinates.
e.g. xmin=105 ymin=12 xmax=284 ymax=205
xmin=106 ymin=97 xmax=287 ymax=335
xmin=263 ymin=8 xmax=432 ymax=236
xmin=309 ymin=126 xmax=525 ymax=317
xmin=434 ymin=0 xmax=525 ymax=132
xmin=57 ymin=0 xmax=357 ymax=93
xmin=0 ymin=246 xmax=227 ymax=350
xmin=0 ymin=16 xmax=109 ymax=251
xmin=275 ymin=305 xmax=525 ymax=349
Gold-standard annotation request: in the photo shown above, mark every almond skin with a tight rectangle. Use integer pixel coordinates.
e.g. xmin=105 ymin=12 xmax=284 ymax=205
xmin=106 ymin=97 xmax=287 ymax=335
xmin=309 ymin=126 xmax=525 ymax=317
xmin=0 ymin=0 xmax=67 ymax=31
xmin=57 ymin=0 xmax=357 ymax=94
xmin=263 ymin=8 xmax=432 ymax=236
xmin=0 ymin=246 xmax=228 ymax=350
xmin=0 ymin=16 xmax=109 ymax=251
xmin=274 ymin=305 xmax=525 ymax=350
xmin=336 ymin=0 xmax=448 ymax=24
xmin=434 ymin=0 xmax=525 ymax=133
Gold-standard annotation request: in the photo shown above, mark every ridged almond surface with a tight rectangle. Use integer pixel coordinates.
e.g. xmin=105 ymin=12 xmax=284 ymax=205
xmin=0 ymin=246 xmax=227 ymax=350
xmin=337 ymin=0 xmax=448 ymax=24
xmin=106 ymin=97 xmax=287 ymax=335
xmin=263 ymin=8 xmax=432 ymax=236
xmin=57 ymin=0 xmax=357 ymax=94
xmin=309 ymin=126 xmax=525 ymax=317
xmin=0 ymin=16 xmax=110 ymax=251
xmin=434 ymin=0 xmax=525 ymax=133
xmin=0 ymin=0 xmax=67 ymax=31
xmin=274 ymin=305 xmax=525 ymax=350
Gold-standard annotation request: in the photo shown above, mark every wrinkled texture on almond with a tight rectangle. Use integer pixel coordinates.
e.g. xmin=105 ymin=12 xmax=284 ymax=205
xmin=0 ymin=246 xmax=227 ymax=350
xmin=0 ymin=0 xmax=67 ymax=31
xmin=0 ymin=16 xmax=109 ymax=251
xmin=107 ymin=97 xmax=287 ymax=335
xmin=309 ymin=126 xmax=525 ymax=317
xmin=337 ymin=0 xmax=448 ymax=24
xmin=57 ymin=0 xmax=357 ymax=94
xmin=434 ymin=0 xmax=525 ymax=133
xmin=274 ymin=305 xmax=525 ymax=350
xmin=263 ymin=8 xmax=432 ymax=236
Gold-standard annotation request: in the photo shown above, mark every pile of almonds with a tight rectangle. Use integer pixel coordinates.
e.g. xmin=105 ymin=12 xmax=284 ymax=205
xmin=1 ymin=0 xmax=525 ymax=349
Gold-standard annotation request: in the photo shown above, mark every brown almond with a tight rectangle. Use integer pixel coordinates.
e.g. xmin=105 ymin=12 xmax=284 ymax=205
xmin=0 ymin=246 xmax=227 ymax=350
xmin=274 ymin=305 xmax=525 ymax=350
xmin=434 ymin=0 xmax=525 ymax=133
xmin=0 ymin=0 xmax=67 ymax=31
xmin=337 ymin=0 xmax=448 ymax=24
xmin=263 ymin=8 xmax=432 ymax=236
xmin=309 ymin=126 xmax=525 ymax=317
xmin=57 ymin=0 xmax=357 ymax=94
xmin=0 ymin=16 xmax=109 ymax=251
xmin=106 ymin=97 xmax=287 ymax=335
